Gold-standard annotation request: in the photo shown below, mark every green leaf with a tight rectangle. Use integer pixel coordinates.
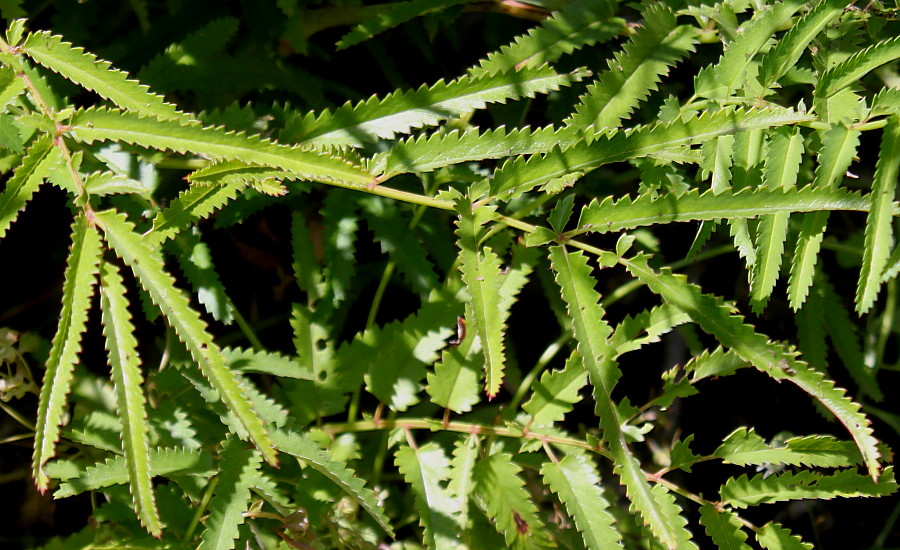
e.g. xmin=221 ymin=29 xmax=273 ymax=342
xmin=756 ymin=522 xmax=814 ymax=550
xmin=83 ymin=170 xmax=150 ymax=197
xmin=694 ymin=0 xmax=806 ymax=99
xmin=698 ymin=502 xmax=751 ymax=550
xmin=54 ymin=447 xmax=216 ymax=498
xmin=67 ymin=107 xmax=374 ymax=187
xmin=94 ymin=209 xmax=277 ymax=466
xmin=283 ymin=66 xmax=588 ymax=148
xmin=816 ymin=35 xmax=900 ymax=101
xmin=522 ymin=350 xmax=586 ymax=427
xmin=609 ymin=304 xmax=691 ymax=357
xmin=565 ymin=4 xmax=697 ymax=130
xmin=370 ymin=125 xmax=579 ymax=179
xmin=336 ymin=0 xmax=477 ymax=50
xmin=750 ymin=127 xmax=805 ymax=311
xmin=455 ymin=195 xmax=508 ymax=398
xmin=787 ymin=123 xmax=860 ymax=309
xmin=491 ymin=107 xmax=812 ymax=201
xmin=170 ymin=230 xmax=234 ymax=324
xmin=721 ymin=467 xmax=897 ymax=509
xmin=271 ymin=428 xmax=394 ymax=537
xmin=572 ymin=185 xmax=873 ymax=238
xmin=426 ymin=329 xmax=483 ymax=414
xmin=622 ymin=253 xmax=883 ymax=480
xmin=714 ymin=427 xmax=863 ymax=468
xmin=856 ymin=116 xmax=900 ymax=314
xmin=99 ymin=261 xmax=160 ymax=536
xmin=447 ymin=434 xmax=477 ymax=530
xmin=472 ymin=452 xmax=553 ymax=549
xmin=0 ymin=135 xmax=59 ymax=240
xmin=471 ymin=0 xmax=621 ymax=74
xmin=145 ymin=180 xmax=246 ymax=245
xmin=199 ymin=437 xmax=263 ymax=550
xmin=32 ymin=212 xmax=102 ymax=492
xmin=757 ymin=0 xmax=848 ymax=90
xmin=395 ymin=443 xmax=462 ymax=550
xmin=550 ymin=246 xmax=685 ymax=549
xmin=541 ymin=454 xmax=623 ymax=550
xmin=683 ymin=347 xmax=749 ymax=382
xmin=22 ymin=31 xmax=191 ymax=122
xmin=223 ymin=347 xmax=312 ymax=380
xmin=0 ymin=65 xmax=26 ymax=109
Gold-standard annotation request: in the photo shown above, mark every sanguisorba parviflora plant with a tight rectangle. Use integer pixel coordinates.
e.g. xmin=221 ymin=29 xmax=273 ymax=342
xmin=1 ymin=0 xmax=899 ymax=548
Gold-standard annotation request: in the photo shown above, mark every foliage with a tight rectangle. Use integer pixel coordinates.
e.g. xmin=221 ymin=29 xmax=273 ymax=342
xmin=0 ymin=1 xmax=898 ymax=549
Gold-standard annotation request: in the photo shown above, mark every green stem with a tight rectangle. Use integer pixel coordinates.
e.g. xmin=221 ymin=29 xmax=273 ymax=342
xmin=508 ymin=332 xmax=569 ymax=412
xmin=184 ymin=477 xmax=218 ymax=542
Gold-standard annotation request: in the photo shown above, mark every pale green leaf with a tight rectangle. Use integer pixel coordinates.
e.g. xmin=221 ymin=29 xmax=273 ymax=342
xmin=447 ymin=434 xmax=477 ymax=529
xmin=199 ymin=437 xmax=263 ymax=550
xmin=565 ymin=4 xmax=697 ymax=130
xmin=395 ymin=443 xmax=462 ymax=550
xmin=94 ymin=209 xmax=277 ymax=466
xmin=22 ymin=31 xmax=191 ymax=122
xmin=99 ymin=260 xmax=160 ymax=536
xmin=426 ymin=331 xmax=482 ymax=414
xmin=32 ymin=212 xmax=102 ymax=491
xmin=684 ymin=347 xmax=749 ymax=382
xmin=67 ymin=107 xmax=374 ymax=187
xmin=541 ymin=454 xmax=623 ymax=550
xmin=698 ymin=502 xmax=751 ymax=550
xmin=721 ymin=467 xmax=897 ymax=509
xmin=609 ymin=304 xmax=691 ymax=357
xmin=83 ymin=170 xmax=150 ymax=197
xmin=0 ymin=65 xmax=26 ymax=109
xmin=857 ymin=116 xmax=900 ymax=314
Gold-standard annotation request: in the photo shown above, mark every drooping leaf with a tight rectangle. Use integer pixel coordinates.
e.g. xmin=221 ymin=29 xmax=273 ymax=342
xmin=541 ymin=454 xmax=623 ymax=550
xmin=98 ymin=260 xmax=160 ymax=536
xmin=455 ymin=195 xmax=508 ymax=397
xmin=856 ymin=115 xmax=900 ymax=314
xmin=395 ymin=442 xmax=462 ymax=550
xmin=471 ymin=0 xmax=621 ymax=74
xmin=0 ymin=135 xmax=59 ymax=240
xmin=283 ymin=66 xmax=587 ymax=149
xmin=622 ymin=253 xmax=883 ymax=480
xmin=32 ymin=212 xmax=102 ymax=492
xmin=565 ymin=4 xmax=697 ymax=130
xmin=21 ymin=30 xmax=191 ymax=122
xmin=550 ymin=246 xmax=685 ymax=549
xmin=336 ymin=0 xmax=477 ymax=50
xmin=698 ymin=502 xmax=751 ymax=550
xmin=199 ymin=437 xmax=263 ymax=550
xmin=721 ymin=467 xmax=897 ymax=509
xmin=271 ymin=428 xmax=394 ymax=537
xmin=94 ymin=209 xmax=277 ymax=466
xmin=787 ymin=123 xmax=860 ymax=309
xmin=66 ymin=107 xmax=374 ymax=187
xmin=750 ymin=126 xmax=805 ymax=311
